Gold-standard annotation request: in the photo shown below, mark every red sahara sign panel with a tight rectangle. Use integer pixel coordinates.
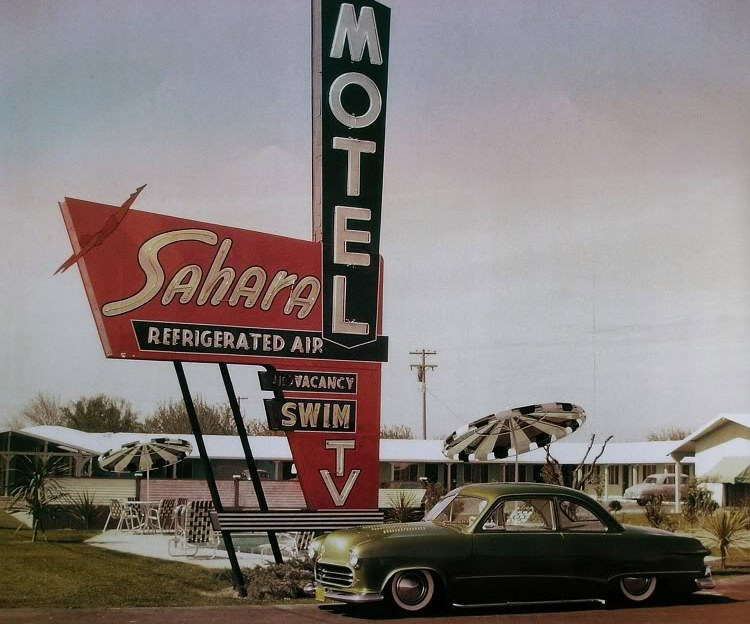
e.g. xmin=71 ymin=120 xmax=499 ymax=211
xmin=59 ymin=197 xmax=386 ymax=365
xmin=60 ymin=196 xmax=384 ymax=509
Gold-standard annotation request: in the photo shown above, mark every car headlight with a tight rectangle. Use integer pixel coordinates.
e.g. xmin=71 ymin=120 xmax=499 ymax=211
xmin=349 ymin=551 xmax=360 ymax=568
xmin=308 ymin=543 xmax=317 ymax=559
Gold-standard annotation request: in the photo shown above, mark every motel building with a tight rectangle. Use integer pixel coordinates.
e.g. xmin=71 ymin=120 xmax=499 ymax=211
xmin=1 ymin=413 xmax=748 ymax=510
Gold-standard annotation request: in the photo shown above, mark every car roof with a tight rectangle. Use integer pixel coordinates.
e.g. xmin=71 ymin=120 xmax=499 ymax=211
xmin=455 ymin=482 xmax=596 ymax=502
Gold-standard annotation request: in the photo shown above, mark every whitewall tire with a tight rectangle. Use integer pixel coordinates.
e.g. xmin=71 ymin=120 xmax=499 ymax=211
xmin=389 ymin=569 xmax=436 ymax=613
xmin=618 ymin=575 xmax=658 ymax=603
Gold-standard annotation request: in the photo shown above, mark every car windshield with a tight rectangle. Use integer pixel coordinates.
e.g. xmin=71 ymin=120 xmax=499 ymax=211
xmin=644 ymin=477 xmax=657 ymax=483
xmin=423 ymin=494 xmax=487 ymax=528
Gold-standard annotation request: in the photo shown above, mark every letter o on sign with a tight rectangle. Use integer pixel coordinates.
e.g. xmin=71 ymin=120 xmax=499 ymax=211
xmin=328 ymin=72 xmax=382 ymax=129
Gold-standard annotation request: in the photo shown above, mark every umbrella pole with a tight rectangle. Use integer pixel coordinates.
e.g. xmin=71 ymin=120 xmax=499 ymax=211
xmin=510 ymin=419 xmax=519 ymax=482
xmin=146 ymin=470 xmax=150 ymax=500
xmin=174 ymin=361 xmax=247 ymax=598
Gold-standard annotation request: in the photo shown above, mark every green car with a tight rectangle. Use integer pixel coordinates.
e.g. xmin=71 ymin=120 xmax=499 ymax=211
xmin=305 ymin=483 xmax=713 ymax=614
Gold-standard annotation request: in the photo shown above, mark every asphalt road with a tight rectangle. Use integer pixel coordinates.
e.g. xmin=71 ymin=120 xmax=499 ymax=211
xmin=4 ymin=575 xmax=749 ymax=624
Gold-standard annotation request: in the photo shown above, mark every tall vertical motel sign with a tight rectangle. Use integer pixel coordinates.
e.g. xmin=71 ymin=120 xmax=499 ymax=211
xmin=57 ymin=0 xmax=390 ymax=593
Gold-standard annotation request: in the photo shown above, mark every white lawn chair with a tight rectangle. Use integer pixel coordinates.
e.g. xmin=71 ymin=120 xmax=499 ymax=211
xmin=102 ymin=498 xmax=138 ymax=532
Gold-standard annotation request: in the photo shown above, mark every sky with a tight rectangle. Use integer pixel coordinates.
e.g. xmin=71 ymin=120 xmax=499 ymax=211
xmin=1 ymin=0 xmax=748 ymax=441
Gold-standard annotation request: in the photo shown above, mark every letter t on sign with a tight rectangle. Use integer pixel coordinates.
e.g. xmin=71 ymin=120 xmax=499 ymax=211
xmin=326 ymin=439 xmax=355 ymax=476
xmin=320 ymin=439 xmax=360 ymax=506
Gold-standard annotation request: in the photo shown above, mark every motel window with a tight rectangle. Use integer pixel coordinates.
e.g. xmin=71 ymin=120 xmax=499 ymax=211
xmin=464 ymin=463 xmax=489 ymax=483
xmin=608 ymin=466 xmax=619 ymax=485
xmin=393 ymin=463 xmax=419 ymax=482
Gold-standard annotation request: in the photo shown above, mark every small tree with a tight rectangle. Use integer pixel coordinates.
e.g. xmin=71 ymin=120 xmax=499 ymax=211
xmin=682 ymin=478 xmax=718 ymax=526
xmin=143 ymin=397 xmax=238 ymax=435
xmin=702 ymin=510 xmax=750 ymax=568
xmin=62 ymin=395 xmax=140 ymax=433
xmin=380 ymin=424 xmax=415 ymax=439
xmin=246 ymin=418 xmax=285 ymax=436
xmin=10 ymin=392 xmax=65 ymax=429
xmin=646 ymin=427 xmax=691 ymax=441
xmin=543 ymin=434 xmax=613 ymax=490
xmin=7 ymin=456 xmax=68 ymax=542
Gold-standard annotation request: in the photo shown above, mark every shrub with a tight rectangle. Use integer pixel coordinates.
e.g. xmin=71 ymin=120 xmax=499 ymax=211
xmin=422 ymin=482 xmax=445 ymax=513
xmin=682 ymin=478 xmax=718 ymax=526
xmin=589 ymin=471 xmax=604 ymax=500
xmin=220 ymin=559 xmax=314 ymax=600
xmin=645 ymin=496 xmax=677 ymax=532
xmin=67 ymin=491 xmax=100 ymax=529
xmin=608 ymin=500 xmax=622 ymax=513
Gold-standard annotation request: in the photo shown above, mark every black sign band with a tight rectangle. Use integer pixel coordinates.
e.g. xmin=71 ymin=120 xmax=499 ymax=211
xmin=264 ymin=398 xmax=357 ymax=432
xmin=132 ymin=320 xmax=387 ymax=362
xmin=259 ymin=369 xmax=358 ymax=394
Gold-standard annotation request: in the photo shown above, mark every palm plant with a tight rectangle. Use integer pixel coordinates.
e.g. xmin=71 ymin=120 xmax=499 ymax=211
xmin=7 ymin=455 xmax=68 ymax=542
xmin=701 ymin=509 xmax=750 ymax=568
xmin=384 ymin=490 xmax=421 ymax=523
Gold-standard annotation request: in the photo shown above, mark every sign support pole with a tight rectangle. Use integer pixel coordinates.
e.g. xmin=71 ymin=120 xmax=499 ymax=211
xmin=219 ymin=362 xmax=283 ymax=564
xmin=174 ymin=361 xmax=247 ymax=598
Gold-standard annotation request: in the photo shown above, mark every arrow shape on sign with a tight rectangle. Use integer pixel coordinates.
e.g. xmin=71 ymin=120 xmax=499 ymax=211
xmin=320 ymin=469 xmax=361 ymax=506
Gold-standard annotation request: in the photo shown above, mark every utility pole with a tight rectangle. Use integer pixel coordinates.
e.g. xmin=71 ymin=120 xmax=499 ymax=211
xmin=410 ymin=350 xmax=437 ymax=440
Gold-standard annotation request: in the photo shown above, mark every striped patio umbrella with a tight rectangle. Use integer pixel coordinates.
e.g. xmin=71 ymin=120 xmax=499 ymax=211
xmin=443 ymin=403 xmax=586 ymax=481
xmin=98 ymin=438 xmax=192 ymax=499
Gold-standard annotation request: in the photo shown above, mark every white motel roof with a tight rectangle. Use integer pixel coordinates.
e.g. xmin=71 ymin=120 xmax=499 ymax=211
xmin=12 ymin=426 xmax=692 ymax=465
xmin=670 ymin=413 xmax=750 ymax=456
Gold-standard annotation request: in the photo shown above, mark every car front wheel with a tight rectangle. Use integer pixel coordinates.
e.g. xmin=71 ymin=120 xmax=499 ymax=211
xmin=389 ymin=569 xmax=436 ymax=613
xmin=617 ymin=575 xmax=658 ymax=604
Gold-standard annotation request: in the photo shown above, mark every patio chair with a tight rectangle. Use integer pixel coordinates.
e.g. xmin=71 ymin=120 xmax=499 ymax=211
xmin=168 ymin=501 xmax=220 ymax=558
xmin=293 ymin=531 xmax=315 ymax=558
xmin=102 ymin=498 xmax=137 ymax=532
xmin=156 ymin=498 xmax=177 ymax=533
xmin=168 ymin=503 xmax=197 ymax=556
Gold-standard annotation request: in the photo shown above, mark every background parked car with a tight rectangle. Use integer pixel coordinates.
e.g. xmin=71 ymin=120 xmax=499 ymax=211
xmin=624 ymin=473 xmax=689 ymax=505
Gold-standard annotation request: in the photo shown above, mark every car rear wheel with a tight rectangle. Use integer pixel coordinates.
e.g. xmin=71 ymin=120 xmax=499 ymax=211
xmin=617 ymin=575 xmax=658 ymax=604
xmin=389 ymin=569 xmax=436 ymax=613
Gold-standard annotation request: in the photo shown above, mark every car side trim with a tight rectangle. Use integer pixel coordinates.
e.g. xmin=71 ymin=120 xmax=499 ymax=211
xmin=453 ymin=598 xmax=606 ymax=609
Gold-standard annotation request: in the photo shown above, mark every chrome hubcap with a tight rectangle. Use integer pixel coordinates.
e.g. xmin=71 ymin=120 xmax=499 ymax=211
xmin=622 ymin=576 xmax=652 ymax=595
xmin=395 ymin=573 xmax=427 ymax=605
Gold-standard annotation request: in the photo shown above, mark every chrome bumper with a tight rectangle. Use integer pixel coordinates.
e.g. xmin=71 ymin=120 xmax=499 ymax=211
xmin=695 ymin=566 xmax=715 ymax=590
xmin=303 ymin=583 xmax=384 ymax=604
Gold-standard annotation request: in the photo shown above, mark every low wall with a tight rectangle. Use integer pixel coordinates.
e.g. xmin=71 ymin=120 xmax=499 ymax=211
xmin=140 ymin=479 xmax=306 ymax=509
xmin=57 ymin=477 xmax=136 ymax=504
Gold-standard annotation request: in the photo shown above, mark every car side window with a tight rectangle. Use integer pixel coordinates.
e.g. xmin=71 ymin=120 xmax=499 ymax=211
xmin=557 ymin=499 xmax=607 ymax=532
xmin=482 ymin=498 xmax=554 ymax=532
xmin=664 ymin=476 xmax=675 ymax=485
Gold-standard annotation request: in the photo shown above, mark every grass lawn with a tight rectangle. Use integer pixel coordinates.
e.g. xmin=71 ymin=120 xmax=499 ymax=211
xmin=0 ymin=512 xmax=256 ymax=609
